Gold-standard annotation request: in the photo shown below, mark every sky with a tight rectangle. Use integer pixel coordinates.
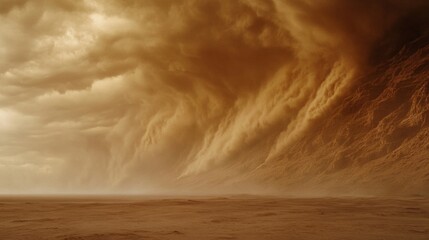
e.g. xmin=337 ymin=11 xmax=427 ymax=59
xmin=0 ymin=0 xmax=428 ymax=195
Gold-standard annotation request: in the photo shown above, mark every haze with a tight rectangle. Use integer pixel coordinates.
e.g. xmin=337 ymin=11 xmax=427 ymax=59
xmin=1 ymin=0 xmax=429 ymax=197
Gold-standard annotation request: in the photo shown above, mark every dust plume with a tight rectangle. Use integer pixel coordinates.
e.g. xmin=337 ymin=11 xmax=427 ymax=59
xmin=0 ymin=0 xmax=428 ymax=195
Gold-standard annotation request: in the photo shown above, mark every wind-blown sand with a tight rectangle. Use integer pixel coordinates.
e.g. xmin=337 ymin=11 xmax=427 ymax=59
xmin=2 ymin=1 xmax=429 ymax=195
xmin=0 ymin=196 xmax=428 ymax=240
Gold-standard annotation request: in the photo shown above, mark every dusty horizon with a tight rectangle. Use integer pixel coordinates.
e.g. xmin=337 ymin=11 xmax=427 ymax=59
xmin=1 ymin=0 xmax=429 ymax=196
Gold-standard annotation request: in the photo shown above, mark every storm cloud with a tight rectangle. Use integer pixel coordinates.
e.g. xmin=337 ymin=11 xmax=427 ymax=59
xmin=1 ymin=0 xmax=428 ymax=195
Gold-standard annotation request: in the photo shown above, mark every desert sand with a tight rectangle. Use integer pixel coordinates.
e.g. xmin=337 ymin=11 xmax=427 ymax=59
xmin=0 ymin=196 xmax=428 ymax=240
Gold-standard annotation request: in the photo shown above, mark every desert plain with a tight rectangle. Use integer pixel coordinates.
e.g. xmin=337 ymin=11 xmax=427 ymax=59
xmin=0 ymin=196 xmax=428 ymax=240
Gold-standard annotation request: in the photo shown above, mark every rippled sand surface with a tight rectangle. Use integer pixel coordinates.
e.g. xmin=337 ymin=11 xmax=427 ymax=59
xmin=0 ymin=196 xmax=428 ymax=240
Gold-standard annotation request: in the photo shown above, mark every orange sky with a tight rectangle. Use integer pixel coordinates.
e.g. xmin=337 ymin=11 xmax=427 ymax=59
xmin=0 ymin=0 xmax=428 ymax=195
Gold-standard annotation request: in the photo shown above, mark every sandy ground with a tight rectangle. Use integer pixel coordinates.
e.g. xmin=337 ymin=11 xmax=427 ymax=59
xmin=0 ymin=196 xmax=428 ymax=240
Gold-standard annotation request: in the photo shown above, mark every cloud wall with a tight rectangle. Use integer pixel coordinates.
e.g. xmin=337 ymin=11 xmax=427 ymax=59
xmin=0 ymin=0 xmax=428 ymax=195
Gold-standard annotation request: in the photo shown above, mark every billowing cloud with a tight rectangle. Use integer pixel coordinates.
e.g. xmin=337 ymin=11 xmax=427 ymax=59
xmin=0 ymin=0 xmax=428 ymax=195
